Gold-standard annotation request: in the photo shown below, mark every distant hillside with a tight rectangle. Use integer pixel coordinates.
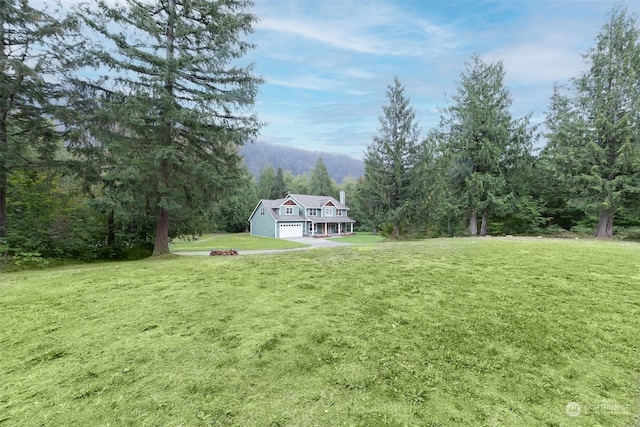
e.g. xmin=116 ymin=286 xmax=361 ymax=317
xmin=241 ymin=141 xmax=364 ymax=182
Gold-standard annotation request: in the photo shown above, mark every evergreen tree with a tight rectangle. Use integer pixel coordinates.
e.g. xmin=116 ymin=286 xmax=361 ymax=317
xmin=545 ymin=7 xmax=640 ymax=237
xmin=410 ymin=133 xmax=451 ymax=236
xmin=273 ymin=166 xmax=286 ymax=199
xmin=217 ymin=165 xmax=257 ymax=232
xmin=257 ymin=165 xmax=276 ymax=199
xmin=361 ymin=76 xmax=419 ymax=238
xmin=0 ymin=1 xmax=73 ymax=239
xmin=309 ymin=157 xmax=337 ymax=197
xmin=6 ymin=158 xmax=106 ymax=260
xmin=287 ymin=172 xmax=310 ymax=195
xmin=438 ymin=55 xmax=536 ymax=236
xmin=537 ymin=84 xmax=586 ymax=231
xmin=73 ymin=0 xmax=261 ymax=255
xmin=356 ymin=152 xmax=386 ymax=234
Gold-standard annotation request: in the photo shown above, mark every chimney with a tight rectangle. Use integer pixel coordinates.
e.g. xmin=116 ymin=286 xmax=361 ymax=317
xmin=340 ymin=190 xmax=346 ymax=205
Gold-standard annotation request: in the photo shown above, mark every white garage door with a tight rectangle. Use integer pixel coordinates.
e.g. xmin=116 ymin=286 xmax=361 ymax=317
xmin=279 ymin=223 xmax=303 ymax=238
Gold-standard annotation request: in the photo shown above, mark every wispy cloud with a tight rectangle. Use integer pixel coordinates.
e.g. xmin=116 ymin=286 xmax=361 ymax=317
xmin=483 ymin=43 xmax=587 ymax=85
xmin=257 ymin=17 xmax=384 ymax=55
xmin=251 ymin=0 xmax=640 ymax=159
xmin=266 ymin=76 xmax=338 ymax=92
xmin=40 ymin=0 xmax=640 ymax=160
xmin=254 ymin=1 xmax=456 ymax=58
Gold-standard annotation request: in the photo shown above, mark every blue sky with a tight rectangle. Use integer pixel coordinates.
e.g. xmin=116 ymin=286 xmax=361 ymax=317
xmin=247 ymin=0 xmax=640 ymax=159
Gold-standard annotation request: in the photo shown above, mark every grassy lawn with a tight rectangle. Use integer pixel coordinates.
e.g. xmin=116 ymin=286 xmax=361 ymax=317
xmin=2 ymin=238 xmax=639 ymax=426
xmin=169 ymin=233 xmax=308 ymax=251
xmin=328 ymin=232 xmax=387 ymax=244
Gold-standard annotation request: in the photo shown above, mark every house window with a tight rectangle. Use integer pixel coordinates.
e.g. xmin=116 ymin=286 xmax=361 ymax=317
xmin=309 ymin=223 xmax=317 ymax=232
xmin=324 ymin=207 xmax=334 ymax=217
xmin=285 ymin=206 xmax=295 ymax=215
xmin=260 ymin=207 xmax=265 ymax=216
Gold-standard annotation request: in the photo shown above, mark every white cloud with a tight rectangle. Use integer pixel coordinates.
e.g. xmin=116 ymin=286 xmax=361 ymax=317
xmin=483 ymin=43 xmax=587 ymax=85
xmin=343 ymin=68 xmax=379 ymax=80
xmin=254 ymin=1 xmax=456 ymax=58
xmin=257 ymin=17 xmax=383 ymax=55
xmin=265 ymin=75 xmax=338 ymax=92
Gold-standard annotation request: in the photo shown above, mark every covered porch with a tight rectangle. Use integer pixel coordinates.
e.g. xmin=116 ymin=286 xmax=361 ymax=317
xmin=306 ymin=219 xmax=355 ymax=237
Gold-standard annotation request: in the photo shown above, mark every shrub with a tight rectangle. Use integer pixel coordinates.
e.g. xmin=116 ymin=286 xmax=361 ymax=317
xmin=614 ymin=226 xmax=640 ymax=241
xmin=570 ymin=224 xmax=595 ymax=236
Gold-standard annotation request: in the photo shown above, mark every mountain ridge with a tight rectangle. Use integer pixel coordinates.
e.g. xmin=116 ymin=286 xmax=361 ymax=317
xmin=241 ymin=141 xmax=364 ymax=182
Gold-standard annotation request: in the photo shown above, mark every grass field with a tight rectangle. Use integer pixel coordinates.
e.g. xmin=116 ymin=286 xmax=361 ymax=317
xmin=169 ymin=233 xmax=308 ymax=252
xmin=2 ymin=238 xmax=639 ymax=426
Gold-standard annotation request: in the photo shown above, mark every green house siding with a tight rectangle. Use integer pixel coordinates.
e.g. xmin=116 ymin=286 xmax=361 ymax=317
xmin=279 ymin=205 xmax=301 ymax=216
xmin=250 ymin=202 xmax=276 ymax=238
xmin=250 ymin=194 xmax=355 ymax=239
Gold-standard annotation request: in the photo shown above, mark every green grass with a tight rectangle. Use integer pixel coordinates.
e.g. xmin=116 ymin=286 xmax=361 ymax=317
xmin=2 ymin=238 xmax=640 ymax=426
xmin=169 ymin=233 xmax=307 ymax=251
xmin=328 ymin=232 xmax=387 ymax=244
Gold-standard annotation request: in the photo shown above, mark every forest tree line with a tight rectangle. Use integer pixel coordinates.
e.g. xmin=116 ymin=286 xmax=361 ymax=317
xmin=2 ymin=2 xmax=639 ymax=266
xmin=355 ymin=7 xmax=640 ymax=240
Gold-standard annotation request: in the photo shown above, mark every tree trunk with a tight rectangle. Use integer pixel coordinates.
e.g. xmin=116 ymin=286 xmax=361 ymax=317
xmin=480 ymin=210 xmax=488 ymax=236
xmin=392 ymin=220 xmax=400 ymax=238
xmin=594 ymin=208 xmax=614 ymax=238
xmin=153 ymin=206 xmax=170 ymax=255
xmin=153 ymin=156 xmax=171 ymax=255
xmin=152 ymin=1 xmax=176 ymax=257
xmin=0 ymin=7 xmax=6 ymax=239
xmin=0 ymin=167 xmax=5 ymax=239
xmin=0 ymin=116 xmax=7 ymax=239
xmin=469 ymin=208 xmax=478 ymax=235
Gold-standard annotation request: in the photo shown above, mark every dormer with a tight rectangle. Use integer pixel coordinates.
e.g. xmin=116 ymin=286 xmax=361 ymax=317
xmin=278 ymin=198 xmax=300 ymax=216
xmin=322 ymin=200 xmax=335 ymax=217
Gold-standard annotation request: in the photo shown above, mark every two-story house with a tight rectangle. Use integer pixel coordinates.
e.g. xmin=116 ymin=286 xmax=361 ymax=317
xmin=249 ymin=192 xmax=356 ymax=238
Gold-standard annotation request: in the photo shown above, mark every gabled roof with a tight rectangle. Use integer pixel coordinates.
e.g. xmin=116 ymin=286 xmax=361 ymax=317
xmin=288 ymin=194 xmax=349 ymax=210
xmin=249 ymin=194 xmax=353 ymax=223
xmin=271 ymin=197 xmax=294 ymax=209
xmin=247 ymin=198 xmax=304 ymax=222
xmin=247 ymin=199 xmax=278 ymax=222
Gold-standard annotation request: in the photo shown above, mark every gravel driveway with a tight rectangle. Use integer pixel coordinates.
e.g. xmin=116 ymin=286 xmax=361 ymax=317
xmin=281 ymin=237 xmax=352 ymax=248
xmin=175 ymin=236 xmax=351 ymax=256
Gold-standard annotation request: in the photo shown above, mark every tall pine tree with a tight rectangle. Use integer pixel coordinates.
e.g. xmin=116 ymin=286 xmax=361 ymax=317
xmin=0 ymin=1 xmax=73 ymax=239
xmin=438 ymin=55 xmax=535 ymax=236
xmin=309 ymin=157 xmax=336 ymax=197
xmin=545 ymin=7 xmax=640 ymax=237
xmin=361 ymin=76 xmax=419 ymax=238
xmin=73 ymin=0 xmax=262 ymax=255
xmin=257 ymin=165 xmax=276 ymax=199
xmin=273 ymin=166 xmax=286 ymax=198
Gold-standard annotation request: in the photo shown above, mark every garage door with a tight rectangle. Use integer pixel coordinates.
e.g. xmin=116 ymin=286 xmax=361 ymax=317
xmin=279 ymin=223 xmax=303 ymax=238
